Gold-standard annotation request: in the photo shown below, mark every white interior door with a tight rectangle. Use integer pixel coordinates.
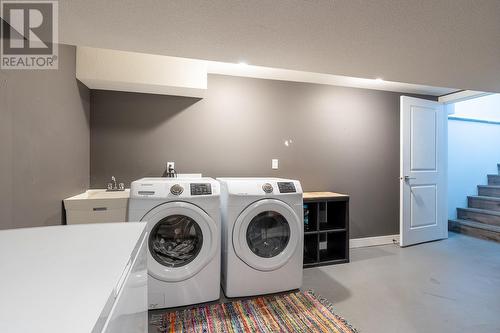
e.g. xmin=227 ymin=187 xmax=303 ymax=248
xmin=400 ymin=96 xmax=447 ymax=247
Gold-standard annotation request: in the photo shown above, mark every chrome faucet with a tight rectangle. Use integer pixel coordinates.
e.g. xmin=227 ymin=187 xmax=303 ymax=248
xmin=107 ymin=176 xmax=125 ymax=191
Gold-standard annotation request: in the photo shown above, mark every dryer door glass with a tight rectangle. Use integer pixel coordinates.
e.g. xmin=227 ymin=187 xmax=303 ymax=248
xmin=149 ymin=215 xmax=204 ymax=268
xmin=246 ymin=211 xmax=290 ymax=258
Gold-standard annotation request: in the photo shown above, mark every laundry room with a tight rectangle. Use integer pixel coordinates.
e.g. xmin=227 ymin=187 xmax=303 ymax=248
xmin=1 ymin=2 xmax=500 ymax=333
xmin=89 ymin=71 xmax=420 ymax=240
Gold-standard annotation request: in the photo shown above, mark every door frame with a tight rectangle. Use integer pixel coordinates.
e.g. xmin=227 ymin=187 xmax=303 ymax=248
xmin=438 ymin=90 xmax=491 ymax=104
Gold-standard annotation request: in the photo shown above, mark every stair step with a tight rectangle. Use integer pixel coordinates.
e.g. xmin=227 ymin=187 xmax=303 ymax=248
xmin=468 ymin=196 xmax=500 ymax=212
xmin=478 ymin=185 xmax=500 ymax=197
xmin=457 ymin=207 xmax=500 ymax=227
xmin=488 ymin=174 xmax=500 ymax=185
xmin=449 ymin=219 xmax=500 ymax=243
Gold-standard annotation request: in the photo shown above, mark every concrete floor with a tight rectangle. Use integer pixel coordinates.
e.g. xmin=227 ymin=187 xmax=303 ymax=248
xmin=303 ymin=232 xmax=500 ymax=333
xmin=150 ymin=233 xmax=500 ymax=332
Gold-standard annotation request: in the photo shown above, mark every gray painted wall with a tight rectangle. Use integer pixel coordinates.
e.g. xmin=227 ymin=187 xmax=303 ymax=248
xmin=91 ymin=75 xmax=434 ymax=238
xmin=0 ymin=44 xmax=90 ymax=230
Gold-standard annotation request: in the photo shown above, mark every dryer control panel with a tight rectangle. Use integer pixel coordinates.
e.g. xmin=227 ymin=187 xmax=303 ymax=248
xmin=190 ymin=183 xmax=212 ymax=195
xmin=278 ymin=182 xmax=296 ymax=193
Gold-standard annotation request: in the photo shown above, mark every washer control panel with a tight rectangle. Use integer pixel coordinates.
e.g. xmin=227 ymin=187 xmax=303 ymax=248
xmin=190 ymin=183 xmax=212 ymax=195
xmin=130 ymin=178 xmax=220 ymax=198
xmin=277 ymin=182 xmax=296 ymax=193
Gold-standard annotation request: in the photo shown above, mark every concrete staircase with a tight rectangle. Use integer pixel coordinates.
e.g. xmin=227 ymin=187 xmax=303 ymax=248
xmin=449 ymin=164 xmax=500 ymax=242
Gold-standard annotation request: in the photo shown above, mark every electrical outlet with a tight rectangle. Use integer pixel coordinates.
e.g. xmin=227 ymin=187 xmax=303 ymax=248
xmin=272 ymin=159 xmax=279 ymax=169
xmin=167 ymin=162 xmax=175 ymax=170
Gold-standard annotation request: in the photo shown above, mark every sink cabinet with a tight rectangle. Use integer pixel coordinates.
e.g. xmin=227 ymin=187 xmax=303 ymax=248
xmin=64 ymin=189 xmax=130 ymax=224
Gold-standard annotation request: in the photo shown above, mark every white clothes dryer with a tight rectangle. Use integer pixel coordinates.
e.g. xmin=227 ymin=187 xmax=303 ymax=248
xmin=218 ymin=178 xmax=303 ymax=298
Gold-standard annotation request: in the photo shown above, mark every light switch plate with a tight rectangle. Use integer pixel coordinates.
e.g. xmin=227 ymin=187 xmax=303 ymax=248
xmin=272 ymin=159 xmax=279 ymax=169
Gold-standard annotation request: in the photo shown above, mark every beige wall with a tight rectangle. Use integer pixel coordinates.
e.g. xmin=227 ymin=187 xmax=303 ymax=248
xmin=0 ymin=45 xmax=90 ymax=229
xmin=90 ymin=74 xmax=434 ymax=238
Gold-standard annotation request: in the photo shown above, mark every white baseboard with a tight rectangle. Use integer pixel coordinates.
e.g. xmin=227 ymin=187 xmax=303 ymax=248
xmin=349 ymin=234 xmax=400 ymax=248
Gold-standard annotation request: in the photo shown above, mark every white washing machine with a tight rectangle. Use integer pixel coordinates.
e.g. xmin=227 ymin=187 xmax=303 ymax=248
xmin=129 ymin=177 xmax=220 ymax=309
xmin=218 ymin=178 xmax=303 ymax=298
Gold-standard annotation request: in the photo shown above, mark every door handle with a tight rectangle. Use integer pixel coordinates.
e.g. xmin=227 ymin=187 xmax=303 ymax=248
xmin=403 ymin=176 xmax=416 ymax=181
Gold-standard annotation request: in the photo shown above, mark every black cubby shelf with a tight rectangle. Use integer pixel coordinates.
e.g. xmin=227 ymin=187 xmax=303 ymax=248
xmin=302 ymin=192 xmax=349 ymax=268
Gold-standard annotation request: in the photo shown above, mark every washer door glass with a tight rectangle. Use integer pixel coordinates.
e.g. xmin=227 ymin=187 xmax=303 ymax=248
xmin=149 ymin=214 xmax=204 ymax=268
xmin=246 ymin=211 xmax=290 ymax=258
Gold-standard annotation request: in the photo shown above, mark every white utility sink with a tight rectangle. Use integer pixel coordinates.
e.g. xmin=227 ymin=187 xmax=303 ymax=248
xmin=64 ymin=189 xmax=130 ymax=225
xmin=79 ymin=189 xmax=130 ymax=199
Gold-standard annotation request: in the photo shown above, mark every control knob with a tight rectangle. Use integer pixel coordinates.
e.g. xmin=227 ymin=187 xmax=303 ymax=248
xmin=262 ymin=183 xmax=273 ymax=193
xmin=170 ymin=184 xmax=184 ymax=195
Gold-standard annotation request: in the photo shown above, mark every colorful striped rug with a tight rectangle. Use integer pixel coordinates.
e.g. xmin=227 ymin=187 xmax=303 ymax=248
xmin=153 ymin=291 xmax=357 ymax=333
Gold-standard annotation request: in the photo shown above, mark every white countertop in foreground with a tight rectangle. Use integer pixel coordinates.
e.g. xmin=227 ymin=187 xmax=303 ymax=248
xmin=0 ymin=222 xmax=147 ymax=333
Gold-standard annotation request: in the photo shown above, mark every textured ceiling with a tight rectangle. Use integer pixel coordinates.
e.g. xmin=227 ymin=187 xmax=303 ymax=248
xmin=60 ymin=0 xmax=500 ymax=93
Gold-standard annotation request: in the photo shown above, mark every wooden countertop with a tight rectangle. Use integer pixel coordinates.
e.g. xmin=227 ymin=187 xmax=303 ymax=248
xmin=303 ymin=191 xmax=349 ymax=200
